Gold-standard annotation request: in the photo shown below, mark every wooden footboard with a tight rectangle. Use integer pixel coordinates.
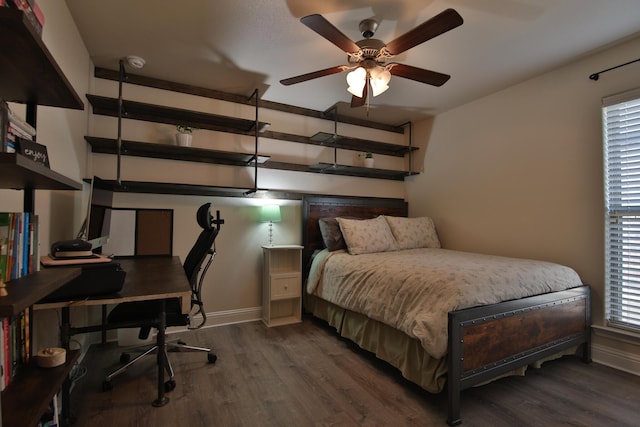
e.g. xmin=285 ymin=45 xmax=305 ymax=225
xmin=446 ymin=285 xmax=591 ymax=426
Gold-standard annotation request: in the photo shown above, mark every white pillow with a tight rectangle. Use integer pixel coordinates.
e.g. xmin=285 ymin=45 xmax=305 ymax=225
xmin=384 ymin=216 xmax=440 ymax=250
xmin=336 ymin=216 xmax=398 ymax=255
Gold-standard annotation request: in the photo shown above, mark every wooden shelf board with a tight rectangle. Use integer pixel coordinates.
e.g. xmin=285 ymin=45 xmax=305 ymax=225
xmin=0 ymin=9 xmax=83 ymax=110
xmin=86 ymin=94 xmax=269 ymax=135
xmin=86 ymin=136 xmax=269 ymax=166
xmin=309 ymin=162 xmax=416 ymax=180
xmin=1 ymin=349 xmax=80 ymax=427
xmin=89 ymin=179 xmax=298 ymax=200
xmin=0 ymin=153 xmax=82 ymax=191
xmin=309 ymin=132 xmax=417 ymax=157
xmin=0 ymin=267 xmax=82 ymax=317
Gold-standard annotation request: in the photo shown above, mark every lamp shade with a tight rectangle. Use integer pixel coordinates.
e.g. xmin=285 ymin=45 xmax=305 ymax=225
xmin=259 ymin=205 xmax=281 ymax=223
xmin=346 ymin=67 xmax=367 ymax=97
xmin=370 ymin=68 xmax=391 ymax=96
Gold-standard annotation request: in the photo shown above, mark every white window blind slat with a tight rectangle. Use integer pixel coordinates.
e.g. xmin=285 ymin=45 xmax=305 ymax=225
xmin=604 ymin=90 xmax=640 ymax=332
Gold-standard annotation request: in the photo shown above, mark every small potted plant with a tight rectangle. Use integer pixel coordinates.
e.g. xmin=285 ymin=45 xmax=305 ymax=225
xmin=175 ymin=124 xmax=194 ymax=147
xmin=362 ymin=152 xmax=374 ymax=168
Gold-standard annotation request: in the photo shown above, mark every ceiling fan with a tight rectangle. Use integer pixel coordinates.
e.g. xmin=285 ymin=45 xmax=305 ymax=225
xmin=280 ymin=9 xmax=463 ymax=108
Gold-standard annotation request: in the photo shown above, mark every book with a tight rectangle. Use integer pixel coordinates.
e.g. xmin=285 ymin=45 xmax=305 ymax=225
xmin=22 ymin=211 xmax=29 ymax=277
xmin=7 ymin=107 xmax=36 ymax=137
xmin=3 ymin=317 xmax=10 ymax=389
xmin=13 ymin=212 xmax=22 ymax=280
xmin=0 ymin=322 xmax=4 ymax=391
xmin=0 ymin=99 xmax=8 ymax=152
xmin=5 ymin=133 xmax=16 ymax=153
xmin=0 ymin=212 xmax=9 ymax=282
xmin=8 ymin=122 xmax=34 ymax=141
xmin=29 ymin=214 xmax=37 ymax=273
xmin=32 ymin=214 xmax=39 ymax=272
xmin=31 ymin=1 xmax=44 ymax=28
xmin=5 ymin=213 xmax=15 ymax=281
xmin=6 ymin=0 xmax=42 ymax=35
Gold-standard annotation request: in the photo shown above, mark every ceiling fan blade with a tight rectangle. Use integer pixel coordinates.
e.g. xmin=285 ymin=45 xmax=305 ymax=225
xmin=350 ymin=94 xmax=365 ymax=108
xmin=301 ymin=14 xmax=361 ymax=54
xmin=350 ymin=80 xmax=368 ymax=108
xmin=389 ymin=63 xmax=450 ymax=86
xmin=384 ymin=8 xmax=463 ymax=55
xmin=280 ymin=65 xmax=348 ymax=86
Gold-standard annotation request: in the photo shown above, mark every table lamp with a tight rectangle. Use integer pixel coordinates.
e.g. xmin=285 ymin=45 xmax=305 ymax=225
xmin=260 ymin=205 xmax=281 ymax=246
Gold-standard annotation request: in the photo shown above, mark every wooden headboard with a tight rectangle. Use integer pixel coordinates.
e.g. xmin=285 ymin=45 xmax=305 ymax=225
xmin=301 ymin=195 xmax=408 ymax=271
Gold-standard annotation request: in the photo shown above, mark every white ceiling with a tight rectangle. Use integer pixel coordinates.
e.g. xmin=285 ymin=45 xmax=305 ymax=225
xmin=65 ymin=0 xmax=640 ymax=125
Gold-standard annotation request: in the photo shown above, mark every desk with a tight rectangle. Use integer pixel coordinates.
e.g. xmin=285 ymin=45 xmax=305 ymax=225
xmin=33 ymin=256 xmax=191 ymax=421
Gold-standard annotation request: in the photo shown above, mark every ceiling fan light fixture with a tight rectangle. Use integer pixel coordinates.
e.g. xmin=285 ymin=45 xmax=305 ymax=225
xmin=346 ymin=67 xmax=367 ymax=97
xmin=286 ymin=10 xmax=463 ymax=107
xmin=370 ymin=80 xmax=389 ymax=97
xmin=369 ymin=67 xmax=391 ymax=96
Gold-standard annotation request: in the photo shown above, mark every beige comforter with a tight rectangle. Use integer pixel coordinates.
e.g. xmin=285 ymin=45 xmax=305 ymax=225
xmin=307 ymin=248 xmax=583 ymax=359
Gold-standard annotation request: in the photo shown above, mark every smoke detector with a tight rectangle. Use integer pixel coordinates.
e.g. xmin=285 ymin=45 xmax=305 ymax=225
xmin=126 ymin=55 xmax=145 ymax=69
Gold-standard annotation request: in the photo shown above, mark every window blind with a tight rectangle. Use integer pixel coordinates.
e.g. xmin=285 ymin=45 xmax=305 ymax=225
xmin=603 ymin=88 xmax=640 ymax=332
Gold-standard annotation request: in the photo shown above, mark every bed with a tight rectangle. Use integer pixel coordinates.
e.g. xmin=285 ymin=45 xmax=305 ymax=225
xmin=301 ymin=195 xmax=591 ymax=426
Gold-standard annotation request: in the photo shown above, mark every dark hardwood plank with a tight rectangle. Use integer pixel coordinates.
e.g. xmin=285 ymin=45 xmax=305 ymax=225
xmin=70 ymin=318 xmax=640 ymax=427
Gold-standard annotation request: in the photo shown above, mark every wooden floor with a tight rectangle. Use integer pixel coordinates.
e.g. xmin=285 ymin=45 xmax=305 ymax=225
xmin=69 ymin=317 xmax=640 ymax=427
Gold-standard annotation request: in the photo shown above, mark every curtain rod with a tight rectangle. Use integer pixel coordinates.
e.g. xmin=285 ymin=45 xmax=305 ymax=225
xmin=589 ymin=57 xmax=640 ymax=81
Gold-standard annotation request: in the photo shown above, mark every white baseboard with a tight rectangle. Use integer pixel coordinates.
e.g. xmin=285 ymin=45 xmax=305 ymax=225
xmin=90 ymin=307 xmax=263 ymax=345
xmin=590 ymin=325 xmax=640 ymax=376
xmin=166 ymin=306 xmax=262 ymax=334
xmin=591 ymin=343 xmax=640 ymax=377
xmin=198 ymin=306 xmax=262 ymax=328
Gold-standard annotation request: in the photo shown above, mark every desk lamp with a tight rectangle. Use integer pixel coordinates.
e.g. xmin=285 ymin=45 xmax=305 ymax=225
xmin=260 ymin=205 xmax=281 ymax=246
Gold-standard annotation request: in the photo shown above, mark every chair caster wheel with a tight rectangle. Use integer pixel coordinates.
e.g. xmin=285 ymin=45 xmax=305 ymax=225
xmin=208 ymin=353 xmax=217 ymax=364
xmin=177 ymin=340 xmax=186 ymax=345
xmin=102 ymin=380 xmax=112 ymax=392
xmin=164 ymin=380 xmax=176 ymax=392
xmin=120 ymin=353 xmax=131 ymax=364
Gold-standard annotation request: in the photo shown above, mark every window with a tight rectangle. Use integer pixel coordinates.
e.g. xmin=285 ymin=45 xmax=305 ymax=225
xmin=603 ymin=88 xmax=640 ymax=332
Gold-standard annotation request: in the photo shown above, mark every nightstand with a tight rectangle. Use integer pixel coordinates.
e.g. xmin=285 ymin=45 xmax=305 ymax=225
xmin=262 ymin=245 xmax=303 ymax=327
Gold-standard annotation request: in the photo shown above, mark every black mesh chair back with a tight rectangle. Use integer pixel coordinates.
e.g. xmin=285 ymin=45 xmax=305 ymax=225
xmin=182 ymin=202 xmax=222 ymax=328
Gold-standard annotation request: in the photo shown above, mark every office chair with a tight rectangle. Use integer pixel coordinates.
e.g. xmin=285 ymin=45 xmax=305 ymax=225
xmin=102 ymin=202 xmax=223 ymax=394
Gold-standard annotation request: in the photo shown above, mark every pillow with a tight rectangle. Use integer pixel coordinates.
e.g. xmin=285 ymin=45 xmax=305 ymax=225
xmin=384 ymin=216 xmax=441 ymax=250
xmin=318 ymin=217 xmax=347 ymax=251
xmin=336 ymin=216 xmax=398 ymax=255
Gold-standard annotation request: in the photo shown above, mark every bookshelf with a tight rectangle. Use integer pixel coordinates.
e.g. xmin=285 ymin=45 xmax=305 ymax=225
xmin=86 ymin=70 xmax=418 ymax=190
xmin=0 ymin=7 xmax=85 ymax=427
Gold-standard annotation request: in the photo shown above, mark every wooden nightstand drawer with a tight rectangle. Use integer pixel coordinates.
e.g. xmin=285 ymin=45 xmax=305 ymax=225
xmin=271 ymin=273 xmax=301 ymax=299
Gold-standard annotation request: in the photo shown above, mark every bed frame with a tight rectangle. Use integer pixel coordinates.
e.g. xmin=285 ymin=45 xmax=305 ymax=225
xmin=302 ymin=195 xmax=591 ymax=426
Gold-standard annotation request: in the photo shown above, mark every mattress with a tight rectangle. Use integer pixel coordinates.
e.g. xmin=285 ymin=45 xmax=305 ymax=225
xmin=307 ymin=248 xmax=583 ymax=359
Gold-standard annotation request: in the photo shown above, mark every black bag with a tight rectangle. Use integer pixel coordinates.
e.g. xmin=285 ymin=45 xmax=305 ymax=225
xmin=41 ymin=262 xmax=126 ymax=302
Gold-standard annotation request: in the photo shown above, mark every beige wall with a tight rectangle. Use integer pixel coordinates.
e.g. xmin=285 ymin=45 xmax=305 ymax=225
xmin=84 ymin=70 xmax=409 ymax=334
xmin=407 ymin=34 xmax=640 ymax=372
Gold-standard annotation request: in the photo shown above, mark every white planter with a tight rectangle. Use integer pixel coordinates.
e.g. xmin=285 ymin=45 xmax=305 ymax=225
xmin=176 ymin=132 xmax=192 ymax=147
xmin=364 ymin=157 xmax=374 ymax=168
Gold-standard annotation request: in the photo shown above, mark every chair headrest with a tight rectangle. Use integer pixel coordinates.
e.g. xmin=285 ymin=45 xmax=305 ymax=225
xmin=196 ymin=203 xmax=212 ymax=230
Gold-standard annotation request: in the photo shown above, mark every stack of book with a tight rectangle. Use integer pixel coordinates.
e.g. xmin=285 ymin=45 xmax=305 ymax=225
xmin=0 ymin=211 xmax=37 ymax=392
xmin=6 ymin=106 xmax=37 ymax=153
xmin=0 ymin=311 xmax=29 ymax=391
xmin=0 ymin=99 xmax=49 ymax=166
xmin=0 ymin=212 xmax=39 ymax=284
xmin=1 ymin=0 xmax=45 ymax=36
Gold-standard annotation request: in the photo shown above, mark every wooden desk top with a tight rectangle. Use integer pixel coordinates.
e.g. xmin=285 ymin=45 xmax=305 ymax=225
xmin=33 ymin=256 xmax=191 ymax=314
